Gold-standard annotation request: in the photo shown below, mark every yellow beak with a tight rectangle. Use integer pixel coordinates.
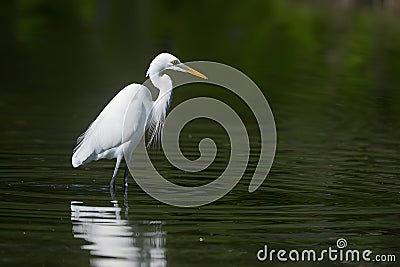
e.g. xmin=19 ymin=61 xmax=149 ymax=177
xmin=184 ymin=65 xmax=208 ymax=79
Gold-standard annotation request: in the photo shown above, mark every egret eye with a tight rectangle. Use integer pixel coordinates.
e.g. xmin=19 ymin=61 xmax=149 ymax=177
xmin=171 ymin=60 xmax=179 ymax=65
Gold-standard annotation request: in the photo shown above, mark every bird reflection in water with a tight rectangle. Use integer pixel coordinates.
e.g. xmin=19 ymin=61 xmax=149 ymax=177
xmin=71 ymin=200 xmax=166 ymax=267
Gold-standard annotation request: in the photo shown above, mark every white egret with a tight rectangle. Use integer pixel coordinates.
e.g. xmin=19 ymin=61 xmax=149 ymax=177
xmin=72 ymin=53 xmax=207 ymax=189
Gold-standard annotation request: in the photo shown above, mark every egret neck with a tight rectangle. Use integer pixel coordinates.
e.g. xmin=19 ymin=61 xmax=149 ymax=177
xmin=146 ymin=64 xmax=174 ymax=145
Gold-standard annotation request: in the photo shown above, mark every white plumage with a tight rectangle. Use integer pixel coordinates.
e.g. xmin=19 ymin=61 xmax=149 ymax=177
xmin=71 ymin=53 xmax=207 ymax=189
xmin=72 ymin=84 xmax=151 ymax=167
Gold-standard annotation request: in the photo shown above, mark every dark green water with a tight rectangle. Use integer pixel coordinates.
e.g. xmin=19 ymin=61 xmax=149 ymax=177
xmin=1 ymin=1 xmax=400 ymax=266
xmin=1 ymin=87 xmax=399 ymax=266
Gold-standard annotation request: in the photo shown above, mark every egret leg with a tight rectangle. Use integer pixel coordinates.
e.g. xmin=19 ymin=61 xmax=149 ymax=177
xmin=110 ymin=155 xmax=123 ymax=189
xmin=124 ymin=166 xmax=129 ymax=188
xmin=124 ymin=182 xmax=129 ymax=216
xmin=110 ymin=187 xmax=116 ymax=200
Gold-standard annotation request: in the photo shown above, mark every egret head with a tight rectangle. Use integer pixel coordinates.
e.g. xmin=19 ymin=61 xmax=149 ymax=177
xmin=146 ymin=53 xmax=207 ymax=80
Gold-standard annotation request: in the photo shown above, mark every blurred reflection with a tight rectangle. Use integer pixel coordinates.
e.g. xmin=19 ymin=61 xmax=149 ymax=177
xmin=71 ymin=201 xmax=166 ymax=267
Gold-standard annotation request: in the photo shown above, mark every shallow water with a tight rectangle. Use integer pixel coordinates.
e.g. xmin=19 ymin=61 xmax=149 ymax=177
xmin=1 ymin=87 xmax=399 ymax=266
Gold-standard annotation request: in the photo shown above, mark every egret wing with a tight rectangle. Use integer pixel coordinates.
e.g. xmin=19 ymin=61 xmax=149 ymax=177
xmin=72 ymin=84 xmax=152 ymax=167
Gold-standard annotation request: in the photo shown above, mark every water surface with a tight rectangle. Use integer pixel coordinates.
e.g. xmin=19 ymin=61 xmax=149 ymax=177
xmin=0 ymin=88 xmax=399 ymax=266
